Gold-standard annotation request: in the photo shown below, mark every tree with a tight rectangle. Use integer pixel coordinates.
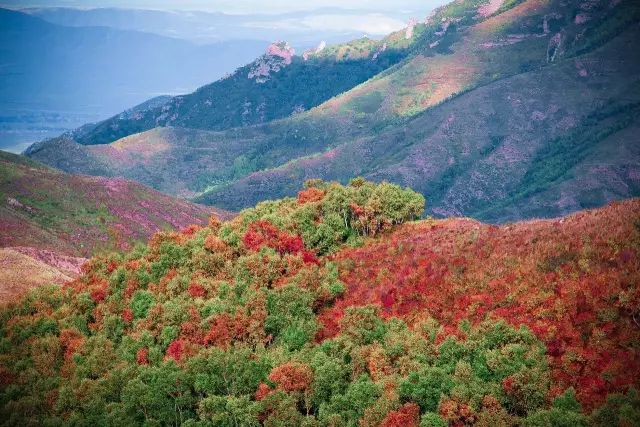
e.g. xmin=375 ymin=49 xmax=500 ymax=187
xmin=399 ymin=367 xmax=453 ymax=412
xmin=269 ymin=362 xmax=314 ymax=393
xmin=197 ymin=395 xmax=260 ymax=426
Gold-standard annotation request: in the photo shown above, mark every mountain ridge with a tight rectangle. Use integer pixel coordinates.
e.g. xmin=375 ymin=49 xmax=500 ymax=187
xmin=25 ymin=0 xmax=640 ymax=222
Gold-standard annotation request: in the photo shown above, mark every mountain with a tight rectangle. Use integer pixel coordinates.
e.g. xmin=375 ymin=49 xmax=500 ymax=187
xmin=0 ymin=8 xmax=268 ymax=114
xmin=1 ymin=178 xmax=638 ymax=424
xmin=25 ymin=0 xmax=640 ymax=222
xmin=0 ymin=151 xmax=227 ymax=299
xmin=36 ymin=33 xmax=418 ymax=146
xmin=0 ymin=7 xmax=268 ymax=152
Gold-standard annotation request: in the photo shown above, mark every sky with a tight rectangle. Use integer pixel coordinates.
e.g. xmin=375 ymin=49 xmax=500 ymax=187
xmin=2 ymin=0 xmax=446 ymax=15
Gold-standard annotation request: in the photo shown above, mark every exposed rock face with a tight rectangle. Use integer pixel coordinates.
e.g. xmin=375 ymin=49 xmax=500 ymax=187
xmin=266 ymin=41 xmax=295 ymax=63
xmin=249 ymin=41 xmax=295 ymax=83
xmin=6 ymin=197 xmax=34 ymax=213
xmin=372 ymin=42 xmax=387 ymax=60
xmin=435 ymin=18 xmax=452 ymax=36
xmin=547 ymin=32 xmax=563 ymax=62
xmin=479 ymin=34 xmax=528 ymax=48
xmin=303 ymin=40 xmax=326 ymax=60
xmin=405 ymin=18 xmax=418 ymax=39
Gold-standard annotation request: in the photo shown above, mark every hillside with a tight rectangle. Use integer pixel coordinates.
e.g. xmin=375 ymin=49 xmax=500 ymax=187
xmin=0 ymin=151 xmax=226 ymax=299
xmin=51 ymin=33 xmax=418 ymax=146
xmin=1 ymin=179 xmax=637 ymax=425
xmin=198 ymin=0 xmax=640 ymax=221
xmin=23 ymin=0 xmax=496 ymax=147
xmin=25 ymin=0 xmax=640 ymax=222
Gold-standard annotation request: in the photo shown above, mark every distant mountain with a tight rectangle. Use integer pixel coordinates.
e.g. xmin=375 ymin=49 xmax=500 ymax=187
xmin=23 ymin=7 xmax=413 ymax=46
xmin=0 ymin=151 xmax=228 ymax=299
xmin=26 ymin=0 xmax=640 ymax=222
xmin=0 ymin=7 xmax=269 ymax=114
xmin=0 ymin=7 xmax=268 ymax=151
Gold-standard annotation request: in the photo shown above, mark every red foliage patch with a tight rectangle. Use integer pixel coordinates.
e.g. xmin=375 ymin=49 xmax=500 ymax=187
xmin=243 ymin=220 xmax=316 ymax=264
xmin=204 ymin=234 xmax=227 ymax=253
xmin=181 ymin=224 xmax=202 ymax=236
xmin=121 ymin=308 xmax=134 ymax=323
xmin=136 ymin=348 xmax=149 ymax=365
xmin=380 ymin=403 xmax=420 ymax=427
xmin=255 ymin=383 xmax=273 ymax=401
xmin=318 ymin=200 xmax=640 ymax=408
xmin=59 ymin=329 xmax=84 ymax=361
xmin=90 ymin=287 xmax=107 ymax=304
xmin=180 ymin=307 xmax=205 ymax=344
xmin=188 ymin=281 xmax=207 ymax=298
xmin=297 ymin=187 xmax=326 ymax=205
xmin=302 ymin=250 xmax=319 ymax=265
xmin=268 ymin=362 xmax=314 ymax=392
xmin=106 ymin=260 xmax=118 ymax=273
xmin=439 ymin=399 xmax=477 ymax=426
xmin=166 ymin=339 xmax=185 ymax=362
xmin=202 ymin=312 xmax=250 ymax=349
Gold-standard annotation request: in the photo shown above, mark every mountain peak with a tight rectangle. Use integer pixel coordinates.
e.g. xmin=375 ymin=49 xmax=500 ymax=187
xmin=248 ymin=41 xmax=295 ymax=83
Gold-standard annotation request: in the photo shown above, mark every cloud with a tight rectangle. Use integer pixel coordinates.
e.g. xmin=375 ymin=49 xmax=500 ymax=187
xmin=242 ymin=13 xmax=406 ymax=35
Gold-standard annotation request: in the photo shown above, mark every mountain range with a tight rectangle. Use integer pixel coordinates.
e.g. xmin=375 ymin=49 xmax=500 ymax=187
xmin=21 ymin=7 xmax=413 ymax=46
xmin=0 ymin=7 xmax=270 ymax=113
xmin=25 ymin=0 xmax=640 ymax=222
xmin=0 ymin=7 xmax=274 ymax=153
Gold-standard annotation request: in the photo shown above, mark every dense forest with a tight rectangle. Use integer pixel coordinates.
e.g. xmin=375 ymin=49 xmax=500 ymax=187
xmin=1 ymin=180 xmax=638 ymax=426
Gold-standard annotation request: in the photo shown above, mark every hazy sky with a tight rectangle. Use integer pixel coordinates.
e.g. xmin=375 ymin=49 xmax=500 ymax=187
xmin=2 ymin=0 xmax=447 ymax=15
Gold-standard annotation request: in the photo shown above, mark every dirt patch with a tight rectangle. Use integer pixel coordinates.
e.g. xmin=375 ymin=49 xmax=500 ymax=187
xmin=0 ymin=248 xmax=77 ymax=303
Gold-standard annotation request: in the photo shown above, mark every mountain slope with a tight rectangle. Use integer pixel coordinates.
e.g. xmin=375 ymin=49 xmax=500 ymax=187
xmin=0 ymin=248 xmax=84 ymax=302
xmin=0 ymin=179 xmax=638 ymax=424
xmin=202 ymin=20 xmax=640 ymax=220
xmin=25 ymin=0 xmax=640 ymax=222
xmin=56 ymin=35 xmax=418 ymax=146
xmin=0 ymin=151 xmax=226 ymax=256
xmin=0 ymin=151 xmax=227 ymax=299
xmin=29 ymin=0 xmax=502 ymax=147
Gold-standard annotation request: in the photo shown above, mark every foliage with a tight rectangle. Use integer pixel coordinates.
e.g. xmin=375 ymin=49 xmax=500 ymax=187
xmin=241 ymin=178 xmax=425 ymax=255
xmin=0 ymin=181 xmax=638 ymax=425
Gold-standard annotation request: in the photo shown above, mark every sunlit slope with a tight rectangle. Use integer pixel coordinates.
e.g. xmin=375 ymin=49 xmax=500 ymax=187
xmin=25 ymin=0 xmax=640 ymax=222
